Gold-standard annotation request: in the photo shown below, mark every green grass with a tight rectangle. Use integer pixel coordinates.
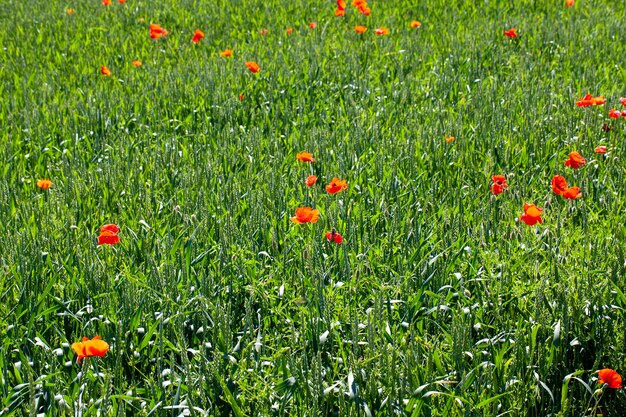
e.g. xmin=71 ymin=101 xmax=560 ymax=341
xmin=2 ymin=0 xmax=626 ymax=415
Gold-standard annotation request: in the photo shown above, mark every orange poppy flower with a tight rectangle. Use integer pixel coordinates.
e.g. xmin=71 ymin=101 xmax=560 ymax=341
xmin=551 ymin=175 xmax=568 ymax=195
xmin=490 ymin=175 xmax=507 ymax=195
xmin=337 ymin=0 xmax=347 ymax=8
xmin=598 ymin=369 xmax=623 ymax=389
xmin=72 ymin=336 xmax=109 ymax=363
xmin=67 ymin=8 xmax=74 ymax=15
xmin=562 ymin=186 xmax=581 ymax=200
xmin=326 ymin=177 xmax=348 ymax=194
xmin=621 ymin=98 xmax=626 ymax=106
xmin=220 ymin=49 xmax=233 ymax=57
xmin=609 ymin=109 xmax=621 ymax=119
xmin=566 ymin=0 xmax=574 ymax=6
xmin=290 ymin=207 xmax=320 ymax=224
xmin=335 ymin=8 xmax=345 ymax=16
xmin=325 ymin=229 xmax=343 ymax=244
xmin=150 ymin=24 xmax=168 ymax=39
xmin=355 ymin=25 xmax=367 ymax=34
xmin=410 ymin=20 xmax=421 ymax=28
xmin=445 ymin=135 xmax=455 ymax=143
xmin=305 ymin=175 xmax=318 ymax=187
xmin=100 ymin=66 xmax=111 ymax=76
xmin=286 ymin=27 xmax=294 ymax=35
xmin=591 ymin=96 xmax=604 ymax=106
xmin=36 ymin=179 xmax=52 ymax=189
xmin=132 ymin=60 xmax=142 ymax=67
xmin=192 ymin=29 xmax=205 ymax=43
xmin=98 ymin=224 xmax=120 ymax=245
xmin=118 ymin=0 xmax=127 ymax=3
xmin=576 ymin=94 xmax=605 ymax=107
xmin=102 ymin=0 xmax=111 ymax=5
xmin=246 ymin=61 xmax=260 ymax=73
xmin=520 ymin=203 xmax=542 ymax=226
xmin=375 ymin=27 xmax=389 ymax=35
xmin=259 ymin=29 xmax=268 ymax=36
xmin=309 ymin=22 xmax=317 ymax=29
xmin=352 ymin=0 xmax=370 ymax=15
xmin=296 ymin=152 xmax=315 ymax=162
xmin=564 ymin=151 xmax=586 ymax=169
xmin=504 ymin=28 xmax=518 ymax=38
xmin=594 ymin=145 xmax=607 ymax=154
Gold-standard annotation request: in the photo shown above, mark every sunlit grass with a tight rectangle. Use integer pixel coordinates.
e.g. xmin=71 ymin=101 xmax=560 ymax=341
xmin=2 ymin=0 xmax=626 ymax=415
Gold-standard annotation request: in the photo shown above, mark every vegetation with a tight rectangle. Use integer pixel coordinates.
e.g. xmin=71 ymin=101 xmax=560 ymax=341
xmin=1 ymin=0 xmax=626 ymax=415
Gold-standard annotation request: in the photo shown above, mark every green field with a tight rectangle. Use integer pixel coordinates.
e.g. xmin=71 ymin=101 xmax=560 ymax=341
xmin=2 ymin=0 xmax=626 ymax=415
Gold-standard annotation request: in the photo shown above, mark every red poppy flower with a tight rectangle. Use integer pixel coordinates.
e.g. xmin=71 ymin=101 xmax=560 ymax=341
xmin=192 ymin=29 xmax=205 ymax=43
xmin=375 ymin=27 xmax=389 ymax=35
xmin=71 ymin=336 xmax=109 ymax=363
xmin=621 ymin=97 xmax=626 ymax=106
xmin=100 ymin=66 xmax=111 ymax=76
xmin=245 ymin=61 xmax=260 ymax=73
xmin=102 ymin=0 xmax=111 ymax=5
xmin=602 ymin=124 xmax=614 ymax=132
xmin=490 ymin=175 xmax=507 ymax=195
xmin=286 ymin=27 xmax=294 ymax=35
xmin=150 ymin=24 xmax=168 ymax=39
xmin=118 ymin=0 xmax=127 ymax=3
xmin=410 ymin=20 xmax=421 ymax=28
xmin=609 ymin=109 xmax=621 ymax=119
xmin=355 ymin=25 xmax=367 ymax=34
xmin=98 ymin=224 xmax=120 ymax=245
xmin=566 ymin=0 xmax=574 ymax=6
xmin=101 ymin=224 xmax=119 ymax=234
xmin=220 ymin=49 xmax=233 ymax=57
xmin=309 ymin=22 xmax=317 ymax=29
xmin=551 ymin=175 xmax=568 ymax=195
xmin=598 ymin=369 xmax=623 ymax=389
xmin=504 ymin=28 xmax=518 ymax=38
xmin=325 ymin=229 xmax=343 ymax=244
xmin=335 ymin=0 xmax=346 ymax=16
xmin=552 ymin=175 xmax=582 ymax=200
xmin=337 ymin=0 xmax=347 ymax=8
xmin=520 ymin=203 xmax=542 ymax=226
xmin=335 ymin=8 xmax=345 ymax=16
xmin=305 ymin=175 xmax=318 ymax=187
xmin=290 ymin=207 xmax=320 ymax=224
xmin=132 ymin=60 xmax=142 ymax=67
xmin=36 ymin=179 xmax=52 ymax=189
xmin=564 ymin=151 xmax=586 ymax=169
xmin=562 ymin=186 xmax=581 ymax=200
xmin=622 ymin=110 xmax=626 ymax=118
xmin=326 ymin=177 xmax=348 ymax=194
xmin=296 ymin=152 xmax=315 ymax=162
xmin=595 ymin=145 xmax=607 ymax=154
xmin=98 ymin=231 xmax=120 ymax=245
xmin=259 ymin=29 xmax=268 ymax=36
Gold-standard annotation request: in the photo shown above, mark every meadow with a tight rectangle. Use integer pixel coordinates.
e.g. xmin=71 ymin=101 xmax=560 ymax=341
xmin=2 ymin=0 xmax=626 ymax=415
